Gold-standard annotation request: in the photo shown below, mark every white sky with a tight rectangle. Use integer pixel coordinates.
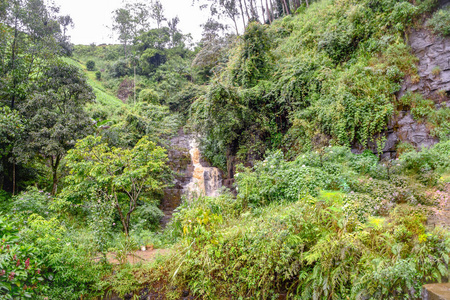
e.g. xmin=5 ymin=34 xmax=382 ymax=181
xmin=54 ymin=0 xmax=212 ymax=45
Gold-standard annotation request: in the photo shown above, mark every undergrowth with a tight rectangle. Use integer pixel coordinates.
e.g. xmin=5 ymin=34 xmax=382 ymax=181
xmin=102 ymin=141 xmax=450 ymax=299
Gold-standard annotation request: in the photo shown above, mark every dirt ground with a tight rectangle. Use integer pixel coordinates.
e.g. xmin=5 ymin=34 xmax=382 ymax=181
xmin=94 ymin=248 xmax=171 ymax=265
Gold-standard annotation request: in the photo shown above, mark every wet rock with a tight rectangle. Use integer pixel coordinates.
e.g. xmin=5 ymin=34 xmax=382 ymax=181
xmin=389 ymin=26 xmax=450 ymax=154
xmin=422 ymin=283 xmax=450 ymax=300
xmin=396 ymin=112 xmax=439 ymax=150
xmin=160 ymin=129 xmax=223 ymax=226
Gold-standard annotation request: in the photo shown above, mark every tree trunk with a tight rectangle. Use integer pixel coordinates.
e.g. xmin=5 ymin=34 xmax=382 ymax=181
xmin=12 ymin=162 xmax=15 ymax=196
xmin=125 ymin=191 xmax=138 ymax=237
xmin=266 ymin=0 xmax=272 ymax=23
xmin=260 ymin=0 xmax=266 ymax=23
xmin=282 ymin=0 xmax=290 ymax=15
xmin=269 ymin=0 xmax=275 ymax=19
xmin=243 ymin=0 xmax=250 ymax=22
xmin=232 ymin=17 xmax=239 ymax=35
xmin=51 ymin=155 xmax=61 ymax=196
xmin=238 ymin=0 xmax=247 ymax=28
xmin=249 ymin=0 xmax=257 ymax=21
xmin=305 ymin=0 xmax=309 ymax=7
xmin=10 ymin=18 xmax=18 ymax=109
xmin=114 ymin=191 xmax=129 ymax=235
xmin=0 ymin=158 xmax=4 ymax=190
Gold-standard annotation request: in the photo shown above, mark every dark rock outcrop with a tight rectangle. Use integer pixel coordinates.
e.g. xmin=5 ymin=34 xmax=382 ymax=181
xmin=422 ymin=283 xmax=450 ymax=300
xmin=160 ymin=131 xmax=193 ymax=225
xmin=355 ymin=24 xmax=450 ymax=157
xmin=399 ymin=28 xmax=450 ymax=100
xmin=393 ymin=26 xmax=450 ymax=151
xmin=159 ymin=130 xmax=223 ymax=226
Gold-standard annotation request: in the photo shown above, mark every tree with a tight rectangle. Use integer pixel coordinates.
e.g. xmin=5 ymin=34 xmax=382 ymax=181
xmin=150 ymin=0 xmax=166 ymax=29
xmin=0 ymin=107 xmax=24 ymax=191
xmin=0 ymin=0 xmax=68 ymax=109
xmin=64 ymin=135 xmax=170 ymax=235
xmin=168 ymin=16 xmax=183 ymax=48
xmin=112 ymin=8 xmax=134 ymax=57
xmin=17 ymin=61 xmax=95 ymax=195
xmin=195 ymin=0 xmax=241 ymax=34
xmin=193 ymin=19 xmax=232 ymax=80
xmin=134 ymin=27 xmax=170 ymax=75
xmin=112 ymin=2 xmax=153 ymax=57
xmin=86 ymin=60 xmax=96 ymax=71
xmin=58 ymin=15 xmax=74 ymax=55
xmin=218 ymin=0 xmax=241 ymax=34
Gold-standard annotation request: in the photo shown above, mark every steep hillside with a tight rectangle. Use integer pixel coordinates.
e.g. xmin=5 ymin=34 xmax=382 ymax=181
xmin=2 ymin=1 xmax=450 ymax=299
xmin=64 ymin=57 xmax=127 ymax=120
xmin=191 ymin=0 xmax=450 ymax=174
xmin=97 ymin=1 xmax=450 ymax=299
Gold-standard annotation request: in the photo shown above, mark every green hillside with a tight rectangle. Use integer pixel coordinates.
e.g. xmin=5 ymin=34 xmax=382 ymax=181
xmin=191 ymin=0 xmax=450 ymax=169
xmin=63 ymin=57 xmax=126 ymax=118
xmin=1 ymin=0 xmax=450 ymax=299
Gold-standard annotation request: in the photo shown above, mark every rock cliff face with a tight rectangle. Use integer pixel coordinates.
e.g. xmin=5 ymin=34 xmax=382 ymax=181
xmin=394 ymin=26 xmax=450 ymax=151
xmin=159 ymin=130 xmax=222 ymax=225
xmin=359 ymin=22 xmax=450 ymax=158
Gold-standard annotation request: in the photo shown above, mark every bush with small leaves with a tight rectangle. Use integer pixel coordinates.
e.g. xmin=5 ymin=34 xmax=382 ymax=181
xmin=429 ymin=6 xmax=450 ymax=36
xmin=86 ymin=60 xmax=96 ymax=71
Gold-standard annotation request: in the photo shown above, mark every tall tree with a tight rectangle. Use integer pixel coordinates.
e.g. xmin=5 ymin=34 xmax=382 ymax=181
xmin=0 ymin=0 xmax=72 ymax=193
xmin=112 ymin=8 xmax=134 ymax=56
xmin=17 ymin=61 xmax=95 ymax=195
xmin=168 ymin=16 xmax=182 ymax=47
xmin=112 ymin=2 xmax=153 ymax=57
xmin=64 ymin=135 xmax=170 ymax=235
xmin=0 ymin=0 xmax=65 ymax=109
xmin=0 ymin=107 xmax=23 ymax=192
xmin=150 ymin=0 xmax=166 ymax=29
xmin=58 ymin=15 xmax=73 ymax=38
xmin=195 ymin=0 xmax=242 ymax=34
xmin=220 ymin=0 xmax=241 ymax=35
xmin=58 ymin=15 xmax=74 ymax=55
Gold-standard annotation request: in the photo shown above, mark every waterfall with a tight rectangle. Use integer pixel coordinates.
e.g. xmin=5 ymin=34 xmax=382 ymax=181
xmin=184 ymin=138 xmax=222 ymax=198
xmin=160 ymin=132 xmax=222 ymax=225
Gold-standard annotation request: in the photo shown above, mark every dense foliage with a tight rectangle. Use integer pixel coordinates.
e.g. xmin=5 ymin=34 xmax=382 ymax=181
xmin=63 ymin=135 xmax=170 ymax=235
xmin=103 ymin=140 xmax=450 ymax=299
xmin=1 ymin=0 xmax=450 ymax=299
xmin=429 ymin=5 xmax=450 ymax=36
xmin=191 ymin=0 xmax=443 ymax=168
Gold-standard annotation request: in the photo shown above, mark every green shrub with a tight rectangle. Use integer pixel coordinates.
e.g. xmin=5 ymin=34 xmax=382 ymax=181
xmin=131 ymin=202 xmax=164 ymax=232
xmin=0 ymin=190 xmax=11 ymax=213
xmin=396 ymin=141 xmax=415 ymax=156
xmin=400 ymin=91 xmax=450 ymax=139
xmin=86 ymin=60 xmax=96 ymax=71
xmin=166 ymin=196 xmax=449 ymax=299
xmin=138 ymin=89 xmax=159 ymax=104
xmin=11 ymin=187 xmax=52 ymax=218
xmin=0 ymin=216 xmax=43 ymax=299
xmin=21 ymin=215 xmax=107 ymax=299
xmin=349 ymin=150 xmax=379 ymax=175
xmin=342 ymin=192 xmax=387 ymax=222
xmin=108 ymin=59 xmax=130 ymax=78
xmin=95 ymin=71 xmax=101 ymax=80
xmin=429 ymin=6 xmax=450 ymax=36
xmin=400 ymin=140 xmax=450 ymax=185
xmin=235 ymin=150 xmax=331 ymax=206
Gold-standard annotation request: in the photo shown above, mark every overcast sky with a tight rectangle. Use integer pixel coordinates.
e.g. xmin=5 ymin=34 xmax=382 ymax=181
xmin=54 ymin=0 xmax=211 ymax=45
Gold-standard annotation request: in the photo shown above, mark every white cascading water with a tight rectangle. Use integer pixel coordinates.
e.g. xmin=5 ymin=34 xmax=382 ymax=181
xmin=184 ymin=138 xmax=222 ymax=198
